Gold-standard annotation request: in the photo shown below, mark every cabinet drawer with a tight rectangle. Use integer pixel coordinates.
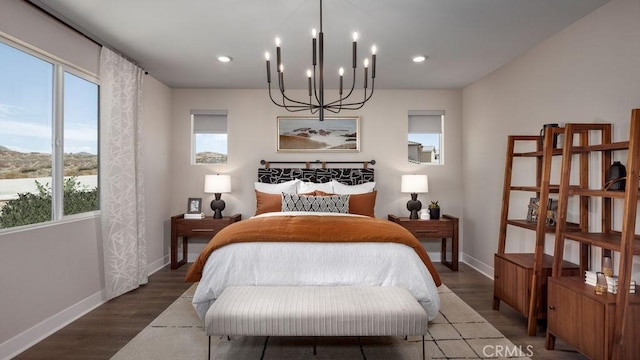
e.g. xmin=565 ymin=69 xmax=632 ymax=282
xmin=402 ymin=221 xmax=453 ymax=238
xmin=175 ymin=220 xmax=231 ymax=237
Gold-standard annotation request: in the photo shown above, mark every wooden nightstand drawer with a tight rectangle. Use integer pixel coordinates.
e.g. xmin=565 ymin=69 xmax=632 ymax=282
xmin=175 ymin=219 xmax=233 ymax=237
xmin=400 ymin=221 xmax=452 ymax=238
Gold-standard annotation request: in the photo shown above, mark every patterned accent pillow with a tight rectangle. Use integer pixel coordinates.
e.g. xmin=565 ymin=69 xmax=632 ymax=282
xmin=281 ymin=193 xmax=350 ymax=213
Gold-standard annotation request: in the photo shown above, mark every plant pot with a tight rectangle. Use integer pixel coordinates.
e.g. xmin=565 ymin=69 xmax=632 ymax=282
xmin=429 ymin=207 xmax=440 ymax=220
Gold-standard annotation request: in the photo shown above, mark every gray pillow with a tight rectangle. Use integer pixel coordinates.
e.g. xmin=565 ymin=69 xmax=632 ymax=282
xmin=281 ymin=193 xmax=350 ymax=213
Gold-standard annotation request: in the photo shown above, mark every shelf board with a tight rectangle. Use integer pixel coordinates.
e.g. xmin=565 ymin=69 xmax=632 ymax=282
xmin=549 ymin=276 xmax=640 ymax=304
xmin=562 ymin=232 xmax=640 ymax=254
xmin=496 ymin=252 xmax=579 ymax=270
xmin=507 ymin=219 xmax=580 ymax=233
xmin=571 ymin=141 xmax=629 ymax=153
xmin=510 ymin=185 xmax=560 ymax=193
xmin=568 ymin=188 xmax=630 ymax=198
xmin=513 ymin=148 xmax=564 ymax=157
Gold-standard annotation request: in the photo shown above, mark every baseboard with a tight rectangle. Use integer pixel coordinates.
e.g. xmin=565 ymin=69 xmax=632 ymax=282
xmin=461 ymin=253 xmax=493 ymax=280
xmin=0 ymin=289 xmax=106 ymax=360
xmin=1 ymin=256 xmax=171 ymax=360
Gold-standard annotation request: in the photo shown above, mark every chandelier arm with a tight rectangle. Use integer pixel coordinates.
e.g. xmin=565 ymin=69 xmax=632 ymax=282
xmin=323 ymin=68 xmax=357 ymax=108
xmin=268 ymin=85 xmax=310 ymax=110
xmin=278 ymin=87 xmax=321 ymax=108
xmin=327 ymin=79 xmax=375 ymax=110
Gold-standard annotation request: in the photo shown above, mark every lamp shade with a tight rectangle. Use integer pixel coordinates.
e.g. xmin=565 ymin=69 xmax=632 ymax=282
xmin=204 ymin=174 xmax=231 ymax=193
xmin=401 ymin=174 xmax=429 ymax=193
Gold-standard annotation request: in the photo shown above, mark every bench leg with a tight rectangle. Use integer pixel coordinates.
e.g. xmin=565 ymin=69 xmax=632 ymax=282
xmin=259 ymin=336 xmax=269 ymax=360
xmin=422 ymin=335 xmax=425 ymax=360
xmin=208 ymin=336 xmax=211 ymax=360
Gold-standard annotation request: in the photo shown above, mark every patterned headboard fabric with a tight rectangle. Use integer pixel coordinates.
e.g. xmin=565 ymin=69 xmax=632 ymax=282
xmin=257 ymin=168 xmax=375 ymax=185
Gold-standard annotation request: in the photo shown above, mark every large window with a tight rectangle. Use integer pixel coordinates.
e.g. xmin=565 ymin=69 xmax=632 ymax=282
xmin=191 ymin=110 xmax=228 ymax=164
xmin=0 ymin=39 xmax=99 ymax=230
xmin=408 ymin=110 xmax=444 ymax=165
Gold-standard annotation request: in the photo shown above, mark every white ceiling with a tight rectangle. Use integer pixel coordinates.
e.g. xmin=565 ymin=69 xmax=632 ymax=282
xmin=32 ymin=0 xmax=608 ymax=90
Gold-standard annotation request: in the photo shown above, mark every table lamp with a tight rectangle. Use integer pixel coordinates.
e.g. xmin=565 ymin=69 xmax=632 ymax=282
xmin=204 ymin=174 xmax=231 ymax=219
xmin=401 ymin=174 xmax=429 ymax=219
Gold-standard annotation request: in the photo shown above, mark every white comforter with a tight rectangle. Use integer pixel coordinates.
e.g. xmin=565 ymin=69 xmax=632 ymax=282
xmin=192 ymin=213 xmax=440 ymax=320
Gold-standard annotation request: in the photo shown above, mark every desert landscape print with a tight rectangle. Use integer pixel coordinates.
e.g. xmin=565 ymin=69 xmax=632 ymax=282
xmin=278 ymin=117 xmax=359 ymax=152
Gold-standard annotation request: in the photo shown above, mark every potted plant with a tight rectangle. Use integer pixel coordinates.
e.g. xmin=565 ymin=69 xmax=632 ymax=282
xmin=428 ymin=200 xmax=440 ymax=220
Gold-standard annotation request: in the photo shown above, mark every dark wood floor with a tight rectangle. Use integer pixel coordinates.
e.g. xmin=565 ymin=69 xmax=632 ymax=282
xmin=13 ymin=263 xmax=586 ymax=360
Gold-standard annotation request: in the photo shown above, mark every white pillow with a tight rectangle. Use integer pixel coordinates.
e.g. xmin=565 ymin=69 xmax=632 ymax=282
xmin=330 ymin=179 xmax=376 ymax=194
xmin=297 ymin=181 xmax=334 ymax=194
xmin=254 ymin=179 xmax=299 ymax=194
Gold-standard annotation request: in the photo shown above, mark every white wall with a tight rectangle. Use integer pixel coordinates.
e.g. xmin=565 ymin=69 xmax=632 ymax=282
xmin=0 ymin=2 xmax=173 ymax=358
xmin=462 ymin=0 xmax=640 ymax=276
xmin=170 ymin=89 xmax=464 ymax=257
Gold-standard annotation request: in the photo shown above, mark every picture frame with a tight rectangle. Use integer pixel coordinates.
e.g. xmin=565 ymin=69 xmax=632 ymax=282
xmin=187 ymin=197 xmax=202 ymax=214
xmin=277 ymin=116 xmax=360 ymax=152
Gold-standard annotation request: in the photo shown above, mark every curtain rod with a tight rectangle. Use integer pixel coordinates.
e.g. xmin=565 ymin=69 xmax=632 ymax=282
xmin=24 ymin=0 xmax=148 ymax=74
xmin=260 ymin=160 xmax=375 ymax=169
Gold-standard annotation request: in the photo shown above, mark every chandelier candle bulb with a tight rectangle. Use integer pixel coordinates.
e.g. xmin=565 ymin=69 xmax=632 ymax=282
xmin=312 ymin=29 xmax=317 ymax=66
xmin=352 ymin=32 xmax=358 ymax=68
xmin=364 ymin=58 xmax=369 ymax=88
xmin=265 ymin=53 xmax=271 ymax=83
xmin=371 ymin=45 xmax=377 ymax=78
xmin=275 ymin=37 xmax=282 ymax=72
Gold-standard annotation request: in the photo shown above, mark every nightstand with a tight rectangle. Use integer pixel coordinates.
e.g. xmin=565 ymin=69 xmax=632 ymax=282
xmin=388 ymin=214 xmax=459 ymax=271
xmin=170 ymin=213 xmax=241 ymax=269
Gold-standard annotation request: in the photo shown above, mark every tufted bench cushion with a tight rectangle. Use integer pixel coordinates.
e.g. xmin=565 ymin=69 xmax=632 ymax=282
xmin=204 ymin=285 xmax=428 ymax=359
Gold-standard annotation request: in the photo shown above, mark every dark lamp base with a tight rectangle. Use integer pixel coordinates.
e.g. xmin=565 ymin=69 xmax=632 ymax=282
xmin=406 ymin=193 xmax=422 ymax=220
xmin=210 ymin=193 xmax=226 ymax=219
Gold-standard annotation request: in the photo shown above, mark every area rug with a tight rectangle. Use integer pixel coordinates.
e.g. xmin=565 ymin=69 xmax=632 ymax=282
xmin=111 ymin=285 xmax=530 ymax=359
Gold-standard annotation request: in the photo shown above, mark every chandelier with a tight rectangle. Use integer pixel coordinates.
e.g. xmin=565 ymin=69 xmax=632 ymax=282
xmin=264 ymin=0 xmax=377 ymax=121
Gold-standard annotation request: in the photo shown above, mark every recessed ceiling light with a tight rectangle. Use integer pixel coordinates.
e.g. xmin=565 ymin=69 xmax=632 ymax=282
xmin=217 ymin=56 xmax=232 ymax=63
xmin=412 ymin=55 xmax=427 ymax=63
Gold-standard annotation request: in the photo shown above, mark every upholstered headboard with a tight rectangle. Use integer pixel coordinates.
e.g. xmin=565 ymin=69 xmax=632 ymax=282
xmin=257 ymin=168 xmax=375 ymax=185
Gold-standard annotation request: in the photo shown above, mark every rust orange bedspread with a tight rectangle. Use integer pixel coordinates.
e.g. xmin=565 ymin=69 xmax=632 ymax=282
xmin=185 ymin=215 xmax=441 ymax=286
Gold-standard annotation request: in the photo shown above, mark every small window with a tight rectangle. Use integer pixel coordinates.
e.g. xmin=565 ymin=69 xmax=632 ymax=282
xmin=408 ymin=110 xmax=444 ymax=165
xmin=191 ymin=110 xmax=227 ymax=164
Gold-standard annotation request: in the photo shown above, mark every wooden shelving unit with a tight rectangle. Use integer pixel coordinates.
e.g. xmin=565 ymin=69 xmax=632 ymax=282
xmin=494 ymin=127 xmax=581 ymax=336
xmin=546 ymin=110 xmax=640 ymax=359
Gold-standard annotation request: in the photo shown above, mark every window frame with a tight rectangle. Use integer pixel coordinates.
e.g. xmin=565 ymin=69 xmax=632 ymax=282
xmin=0 ymin=35 xmax=100 ymax=233
xmin=190 ymin=110 xmax=228 ymax=165
xmin=408 ymin=110 xmax=444 ymax=165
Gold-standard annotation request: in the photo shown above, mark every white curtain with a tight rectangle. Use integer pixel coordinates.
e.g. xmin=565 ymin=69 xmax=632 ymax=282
xmin=99 ymin=47 xmax=147 ymax=300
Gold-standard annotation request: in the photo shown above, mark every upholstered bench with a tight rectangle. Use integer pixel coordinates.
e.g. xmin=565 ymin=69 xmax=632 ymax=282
xmin=205 ymin=285 xmax=429 ymax=360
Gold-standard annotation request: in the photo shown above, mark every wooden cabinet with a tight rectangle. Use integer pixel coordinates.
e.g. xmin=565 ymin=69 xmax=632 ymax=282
xmin=388 ymin=214 xmax=459 ymax=271
xmin=170 ymin=213 xmax=241 ymax=269
xmin=494 ymin=253 xmax=579 ymax=319
xmin=547 ymin=110 xmax=640 ymax=359
xmin=547 ymin=277 xmax=640 ymax=360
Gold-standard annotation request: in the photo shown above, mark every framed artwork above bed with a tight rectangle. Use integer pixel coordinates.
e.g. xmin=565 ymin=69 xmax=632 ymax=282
xmin=277 ymin=116 xmax=360 ymax=152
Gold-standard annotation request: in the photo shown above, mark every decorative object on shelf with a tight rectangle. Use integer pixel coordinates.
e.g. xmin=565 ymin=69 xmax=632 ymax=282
xmin=540 ymin=123 xmax=560 ymax=148
xmin=204 ymin=174 xmax=231 ymax=219
xmin=401 ymin=174 xmax=429 ymax=219
xmin=277 ymin=116 xmax=360 ymax=152
xmin=187 ymin=197 xmax=202 ymax=214
xmin=594 ymin=272 xmax=608 ymax=295
xmin=604 ymin=161 xmax=626 ymax=191
xmin=602 ymin=255 xmax=613 ymax=277
xmin=264 ymin=0 xmax=377 ymax=122
xmin=428 ymin=200 xmax=440 ymax=220
xmin=526 ymin=197 xmax=557 ymax=225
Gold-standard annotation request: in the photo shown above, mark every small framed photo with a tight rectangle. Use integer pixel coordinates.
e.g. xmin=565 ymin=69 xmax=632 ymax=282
xmin=187 ymin=197 xmax=202 ymax=214
xmin=277 ymin=116 xmax=360 ymax=152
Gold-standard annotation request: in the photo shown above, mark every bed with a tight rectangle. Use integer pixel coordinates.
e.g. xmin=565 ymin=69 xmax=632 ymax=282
xmin=185 ymin=164 xmax=442 ymax=321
